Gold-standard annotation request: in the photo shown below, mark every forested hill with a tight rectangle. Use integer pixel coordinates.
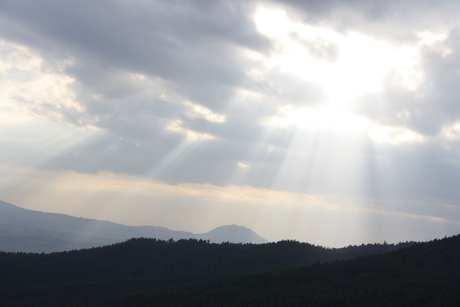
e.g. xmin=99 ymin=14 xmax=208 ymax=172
xmin=0 ymin=235 xmax=459 ymax=306
xmin=1 ymin=238 xmax=412 ymax=287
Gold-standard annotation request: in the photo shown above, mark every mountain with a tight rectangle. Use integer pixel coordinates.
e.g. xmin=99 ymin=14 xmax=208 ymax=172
xmin=195 ymin=225 xmax=267 ymax=244
xmin=0 ymin=200 xmax=267 ymax=252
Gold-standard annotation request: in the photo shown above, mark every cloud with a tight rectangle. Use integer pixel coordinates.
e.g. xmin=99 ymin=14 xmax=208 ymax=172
xmin=352 ymin=29 xmax=460 ymax=137
xmin=0 ymin=40 xmax=84 ymax=125
xmin=275 ymin=0 xmax=460 ymax=42
xmin=0 ymin=0 xmax=271 ymax=108
xmin=1 ymin=0 xmax=460 ymax=245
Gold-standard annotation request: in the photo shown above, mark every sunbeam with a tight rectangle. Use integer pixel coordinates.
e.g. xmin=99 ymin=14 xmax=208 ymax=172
xmin=1 ymin=1 xmax=460 ymax=248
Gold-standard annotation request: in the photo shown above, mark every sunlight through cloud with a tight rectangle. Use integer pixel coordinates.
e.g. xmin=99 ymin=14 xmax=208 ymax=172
xmin=183 ymin=101 xmax=226 ymax=123
xmin=238 ymin=162 xmax=250 ymax=169
xmin=267 ymin=105 xmax=368 ymax=133
xmin=166 ymin=119 xmax=215 ymax=140
xmin=417 ymin=31 xmax=452 ymax=57
xmin=253 ymin=7 xmax=423 ymax=104
xmin=367 ymin=125 xmax=425 ymax=144
xmin=2 ymin=0 xmax=460 ymax=249
xmin=0 ymin=40 xmax=84 ymax=124
xmin=253 ymin=7 xmax=430 ymax=146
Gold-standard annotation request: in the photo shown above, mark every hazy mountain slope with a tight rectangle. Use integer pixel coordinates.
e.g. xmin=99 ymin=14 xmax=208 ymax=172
xmin=0 ymin=200 xmax=267 ymax=252
xmin=195 ymin=225 xmax=267 ymax=244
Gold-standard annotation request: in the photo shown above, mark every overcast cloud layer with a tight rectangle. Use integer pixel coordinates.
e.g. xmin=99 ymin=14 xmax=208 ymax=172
xmin=1 ymin=0 xmax=460 ymax=246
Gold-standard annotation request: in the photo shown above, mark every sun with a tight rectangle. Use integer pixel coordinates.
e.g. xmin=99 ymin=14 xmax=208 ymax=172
xmin=253 ymin=7 xmax=421 ymax=106
xmin=267 ymin=104 xmax=368 ymax=134
xmin=252 ymin=7 xmax=430 ymax=144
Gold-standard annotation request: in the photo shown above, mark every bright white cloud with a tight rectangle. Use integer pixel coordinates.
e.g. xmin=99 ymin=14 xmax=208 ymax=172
xmin=183 ymin=101 xmax=226 ymax=123
xmin=441 ymin=122 xmax=460 ymax=142
xmin=237 ymin=162 xmax=250 ymax=168
xmin=165 ymin=119 xmax=215 ymax=140
xmin=0 ymin=40 xmax=83 ymax=124
xmin=367 ymin=125 xmax=425 ymax=144
xmin=417 ymin=31 xmax=452 ymax=57
xmin=267 ymin=105 xmax=368 ymax=133
xmin=253 ymin=8 xmax=424 ymax=106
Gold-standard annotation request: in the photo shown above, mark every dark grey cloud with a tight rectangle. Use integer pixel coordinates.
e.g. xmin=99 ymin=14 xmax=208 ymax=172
xmin=0 ymin=0 xmax=271 ymax=111
xmin=274 ymin=0 xmax=460 ymax=43
xmin=0 ymin=0 xmax=291 ymax=148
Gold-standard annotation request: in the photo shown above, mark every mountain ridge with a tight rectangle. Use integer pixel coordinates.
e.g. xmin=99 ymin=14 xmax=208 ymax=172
xmin=0 ymin=200 xmax=267 ymax=253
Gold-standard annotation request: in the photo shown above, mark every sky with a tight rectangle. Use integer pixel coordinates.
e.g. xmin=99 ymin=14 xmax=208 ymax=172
xmin=1 ymin=0 xmax=460 ymax=247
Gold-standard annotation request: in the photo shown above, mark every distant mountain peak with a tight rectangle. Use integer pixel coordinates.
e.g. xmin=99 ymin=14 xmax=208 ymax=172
xmin=0 ymin=200 xmax=268 ymax=252
xmin=195 ymin=224 xmax=268 ymax=244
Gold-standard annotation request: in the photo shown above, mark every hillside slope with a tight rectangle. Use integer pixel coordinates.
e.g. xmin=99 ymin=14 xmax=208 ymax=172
xmin=0 ymin=236 xmax=413 ymax=287
xmin=0 ymin=200 xmax=266 ymax=252
xmin=0 ymin=235 xmax=458 ymax=306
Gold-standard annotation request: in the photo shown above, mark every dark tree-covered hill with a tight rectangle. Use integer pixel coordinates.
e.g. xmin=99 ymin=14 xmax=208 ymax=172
xmin=0 ymin=237 xmax=413 ymax=287
xmin=1 ymin=235 xmax=459 ymax=306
